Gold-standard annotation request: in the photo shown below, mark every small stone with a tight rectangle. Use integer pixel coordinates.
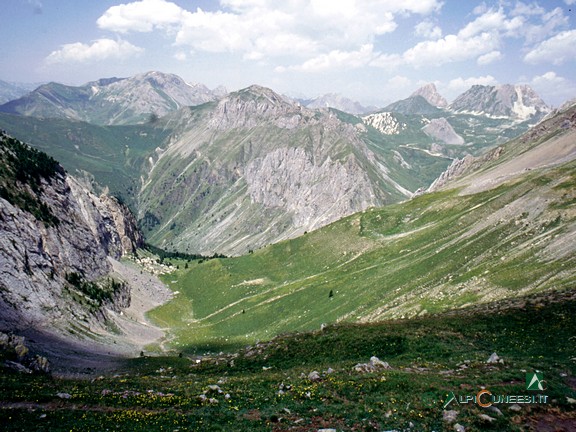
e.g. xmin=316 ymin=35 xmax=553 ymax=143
xmin=567 ymin=397 xmax=576 ymax=404
xmin=14 ymin=343 xmax=29 ymax=361
xmin=370 ymin=356 xmax=391 ymax=369
xmin=308 ymin=371 xmax=321 ymax=381
xmin=318 ymin=429 xmax=336 ymax=432
xmin=509 ymin=404 xmax=522 ymax=412
xmin=4 ymin=360 xmax=31 ymax=374
xmin=478 ymin=414 xmax=496 ymax=423
xmin=487 ymin=406 xmax=503 ymax=416
xmin=443 ymin=410 xmax=459 ymax=423
xmin=29 ymin=355 xmax=50 ymax=374
xmin=56 ymin=392 xmax=72 ymax=399
xmin=207 ymin=385 xmax=223 ymax=394
xmin=454 ymin=423 xmax=465 ymax=432
xmin=353 ymin=363 xmax=373 ymax=373
xmin=486 ymin=352 xmax=500 ymax=363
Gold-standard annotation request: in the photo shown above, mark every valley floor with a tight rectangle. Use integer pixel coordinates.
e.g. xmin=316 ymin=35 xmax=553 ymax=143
xmin=14 ymin=258 xmax=172 ymax=376
xmin=1 ymin=288 xmax=575 ymax=431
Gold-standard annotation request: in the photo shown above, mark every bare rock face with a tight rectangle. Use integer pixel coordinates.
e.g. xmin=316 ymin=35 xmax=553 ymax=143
xmin=245 ymin=147 xmax=378 ymax=230
xmin=422 ymin=118 xmax=465 ymax=145
xmin=449 ymin=84 xmax=550 ymax=121
xmin=139 ymin=86 xmax=398 ymax=256
xmin=0 ymin=133 xmax=141 ymax=331
xmin=411 ymin=83 xmax=448 ymax=108
xmin=427 ymin=146 xmax=504 ymax=192
xmin=69 ymin=180 xmax=143 ymax=257
xmin=362 ymin=112 xmax=407 ymax=135
xmin=208 ymin=85 xmax=303 ymax=130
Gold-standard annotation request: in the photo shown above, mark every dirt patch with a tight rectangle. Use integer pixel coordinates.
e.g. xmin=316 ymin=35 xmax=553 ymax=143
xmin=16 ymin=258 xmax=173 ymax=376
xmin=460 ymin=129 xmax=576 ymax=195
xmin=527 ymin=411 xmax=576 ymax=432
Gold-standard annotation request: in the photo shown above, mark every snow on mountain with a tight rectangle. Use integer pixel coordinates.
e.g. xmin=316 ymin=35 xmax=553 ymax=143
xmin=449 ymin=84 xmax=550 ymax=121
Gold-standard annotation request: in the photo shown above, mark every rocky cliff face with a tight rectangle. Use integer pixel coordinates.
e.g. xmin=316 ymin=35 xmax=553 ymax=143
xmin=245 ymin=147 xmax=377 ymax=229
xmin=411 ymin=83 xmax=448 ymax=108
xmin=138 ymin=86 xmax=397 ymax=255
xmin=422 ymin=118 xmax=465 ymax=145
xmin=0 ymin=132 xmax=142 ymax=332
xmin=449 ymin=84 xmax=550 ymax=121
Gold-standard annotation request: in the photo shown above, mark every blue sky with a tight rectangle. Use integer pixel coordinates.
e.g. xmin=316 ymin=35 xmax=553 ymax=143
xmin=2 ymin=0 xmax=576 ymax=106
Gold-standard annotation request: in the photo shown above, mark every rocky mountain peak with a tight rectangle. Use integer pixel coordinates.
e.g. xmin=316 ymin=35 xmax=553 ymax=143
xmin=0 ymin=71 xmax=225 ymax=125
xmin=410 ymin=83 xmax=448 ymax=108
xmin=449 ymin=84 xmax=550 ymax=121
xmin=384 ymin=95 xmax=443 ymax=115
xmin=304 ymin=93 xmax=371 ymax=114
xmin=209 ymin=85 xmax=304 ymax=129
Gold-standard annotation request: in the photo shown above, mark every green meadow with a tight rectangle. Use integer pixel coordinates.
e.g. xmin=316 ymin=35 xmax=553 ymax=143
xmin=1 ymin=291 xmax=575 ymax=431
xmin=149 ymin=160 xmax=576 ymax=354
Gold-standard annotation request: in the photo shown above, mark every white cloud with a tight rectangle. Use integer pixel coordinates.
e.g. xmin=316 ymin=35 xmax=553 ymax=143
xmin=95 ymin=0 xmax=443 ymax=68
xmin=46 ymin=39 xmax=143 ymax=64
xmin=290 ymin=44 xmax=376 ymax=72
xmin=415 ymin=20 xmax=442 ymax=39
xmin=531 ymin=71 xmax=566 ymax=86
xmin=97 ymin=0 xmax=187 ymax=33
xmin=524 ymin=29 xmax=576 ymax=64
xmin=447 ymin=75 xmax=499 ymax=94
xmin=522 ymin=7 xmax=569 ymax=43
xmin=388 ymin=75 xmax=412 ymax=89
xmin=477 ymin=50 xmax=503 ymax=65
xmin=174 ymin=51 xmax=187 ymax=61
xmin=564 ymin=0 xmax=576 ymax=5
xmin=511 ymin=2 xmax=545 ymax=17
xmin=458 ymin=7 xmax=523 ymax=39
xmin=529 ymin=71 xmax=576 ymax=106
xmin=401 ymin=33 xmax=498 ymax=68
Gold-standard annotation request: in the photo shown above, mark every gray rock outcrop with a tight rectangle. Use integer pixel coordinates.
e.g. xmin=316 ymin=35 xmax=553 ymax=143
xmin=0 ymin=133 xmax=142 ymax=332
xmin=449 ymin=84 xmax=550 ymax=121
xmin=411 ymin=83 xmax=448 ymax=108
xmin=422 ymin=118 xmax=465 ymax=145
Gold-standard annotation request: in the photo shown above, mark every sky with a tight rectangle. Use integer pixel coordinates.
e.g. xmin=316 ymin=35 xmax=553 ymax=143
xmin=2 ymin=0 xmax=576 ymax=107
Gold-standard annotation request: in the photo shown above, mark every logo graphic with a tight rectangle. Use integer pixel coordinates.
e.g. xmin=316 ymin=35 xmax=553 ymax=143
xmin=443 ymin=391 xmax=459 ymax=409
xmin=526 ymin=372 xmax=545 ymax=391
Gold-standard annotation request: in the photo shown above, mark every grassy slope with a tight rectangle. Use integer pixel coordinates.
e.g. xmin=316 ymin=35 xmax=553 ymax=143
xmin=0 ymin=113 xmax=170 ymax=206
xmin=1 ymin=291 xmax=574 ymax=431
xmin=149 ymin=158 xmax=576 ymax=354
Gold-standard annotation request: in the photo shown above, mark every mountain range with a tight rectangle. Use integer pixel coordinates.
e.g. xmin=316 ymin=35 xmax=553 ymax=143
xmin=0 ymin=70 xmax=574 ymax=431
xmin=297 ymin=93 xmax=376 ymax=114
xmin=0 ymin=71 xmax=226 ymax=125
xmin=144 ymin=99 xmax=576 ymax=352
xmin=0 ymin=72 xmax=556 ymax=256
xmin=0 ymin=80 xmax=42 ymax=104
